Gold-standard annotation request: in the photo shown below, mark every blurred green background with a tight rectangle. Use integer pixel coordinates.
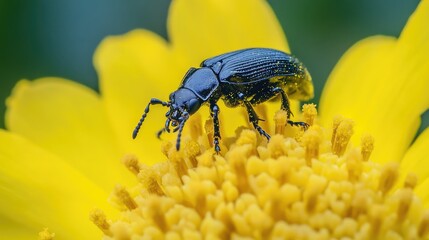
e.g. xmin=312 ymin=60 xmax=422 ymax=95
xmin=1 ymin=0 xmax=426 ymax=132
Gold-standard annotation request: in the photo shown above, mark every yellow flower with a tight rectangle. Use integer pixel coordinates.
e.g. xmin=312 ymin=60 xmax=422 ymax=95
xmin=91 ymin=106 xmax=429 ymax=239
xmin=0 ymin=0 xmax=428 ymax=240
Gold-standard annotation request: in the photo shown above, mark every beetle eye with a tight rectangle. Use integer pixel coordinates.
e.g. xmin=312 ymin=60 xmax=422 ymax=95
xmin=186 ymin=99 xmax=200 ymax=115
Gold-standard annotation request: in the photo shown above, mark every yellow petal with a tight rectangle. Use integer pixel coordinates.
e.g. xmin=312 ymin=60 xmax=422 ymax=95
xmin=95 ymin=29 xmax=180 ymax=164
xmin=5 ymin=78 xmax=133 ymax=191
xmin=0 ymin=219 xmax=33 ymax=239
xmin=399 ymin=127 xmax=429 ymax=185
xmin=0 ymin=130 xmax=114 ymax=239
xmin=319 ymin=0 xmax=429 ymax=163
xmin=168 ymin=0 xmax=289 ymax=66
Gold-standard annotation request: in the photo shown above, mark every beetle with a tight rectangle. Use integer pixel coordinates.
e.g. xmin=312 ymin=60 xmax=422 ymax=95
xmin=133 ymin=48 xmax=313 ymax=153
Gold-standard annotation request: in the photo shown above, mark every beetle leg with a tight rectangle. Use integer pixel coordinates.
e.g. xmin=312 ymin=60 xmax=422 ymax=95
xmin=274 ymin=87 xmax=309 ymax=130
xmin=210 ymin=102 xmax=221 ymax=153
xmin=243 ymin=101 xmax=271 ymax=140
xmin=287 ymin=120 xmax=309 ymax=130
xmin=175 ymin=113 xmax=189 ymax=151
xmin=270 ymin=87 xmax=294 ymax=118
xmin=165 ymin=118 xmax=172 ymax=133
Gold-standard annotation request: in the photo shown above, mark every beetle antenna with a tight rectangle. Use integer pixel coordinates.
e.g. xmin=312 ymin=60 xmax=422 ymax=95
xmin=133 ymin=98 xmax=170 ymax=139
xmin=175 ymin=113 xmax=189 ymax=151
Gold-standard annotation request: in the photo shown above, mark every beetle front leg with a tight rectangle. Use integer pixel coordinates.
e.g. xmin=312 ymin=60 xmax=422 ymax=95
xmin=176 ymin=113 xmax=189 ymax=151
xmin=210 ymin=102 xmax=221 ymax=153
xmin=243 ymin=101 xmax=271 ymax=140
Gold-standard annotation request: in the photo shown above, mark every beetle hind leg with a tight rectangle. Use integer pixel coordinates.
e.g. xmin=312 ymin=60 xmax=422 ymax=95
xmin=273 ymin=87 xmax=309 ymax=130
xmin=243 ymin=101 xmax=271 ymax=140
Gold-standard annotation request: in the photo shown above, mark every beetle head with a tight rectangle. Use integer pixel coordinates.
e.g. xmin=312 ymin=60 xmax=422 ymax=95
xmin=166 ymin=88 xmax=202 ymax=128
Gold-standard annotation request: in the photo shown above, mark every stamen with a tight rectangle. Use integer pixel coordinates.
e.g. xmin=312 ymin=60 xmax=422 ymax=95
xmin=396 ymin=188 xmax=413 ymax=221
xmin=145 ymin=196 xmax=168 ymax=231
xmin=204 ymin=118 xmax=214 ymax=148
xmin=197 ymin=150 xmax=216 ymax=167
xmin=350 ymin=190 xmax=369 ymax=218
xmin=113 ymin=185 xmax=137 ymax=210
xmin=274 ymin=110 xmax=288 ymax=135
xmin=418 ymin=211 xmax=429 ymax=238
xmin=201 ymin=213 xmax=227 ymax=238
xmin=138 ymin=164 xmax=164 ymax=195
xmin=187 ymin=113 xmax=203 ymax=141
xmin=168 ymin=151 xmax=188 ymax=181
xmin=378 ymin=163 xmax=399 ymax=195
xmin=302 ymin=103 xmax=317 ymax=126
xmin=227 ymin=146 xmax=251 ymax=193
xmin=184 ymin=140 xmax=201 ymax=168
xmin=304 ymin=175 xmax=327 ymax=213
xmin=346 ymin=148 xmax=363 ymax=182
xmin=331 ymin=118 xmax=354 ymax=156
xmin=235 ymin=129 xmax=257 ymax=150
xmin=160 ymin=141 xmax=173 ymax=158
xmin=404 ymin=173 xmax=418 ymax=189
xmin=89 ymin=209 xmax=112 ymax=236
xmin=38 ymin=228 xmax=55 ymax=240
xmin=302 ymin=128 xmax=321 ymax=166
xmin=331 ymin=115 xmax=344 ymax=145
xmin=183 ymin=181 xmax=210 ymax=216
xmin=267 ymin=135 xmax=288 ymax=159
xmin=121 ymin=154 xmax=141 ymax=175
xmin=369 ymin=205 xmax=385 ymax=237
xmin=361 ymin=134 xmax=374 ymax=161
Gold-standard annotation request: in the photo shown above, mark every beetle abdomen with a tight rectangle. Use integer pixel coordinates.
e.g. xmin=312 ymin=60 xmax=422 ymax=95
xmin=208 ymin=48 xmax=313 ymax=100
xmin=221 ymin=49 xmax=296 ymax=82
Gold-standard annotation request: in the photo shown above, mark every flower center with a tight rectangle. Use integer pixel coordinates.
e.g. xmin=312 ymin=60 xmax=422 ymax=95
xmin=91 ymin=104 xmax=429 ymax=239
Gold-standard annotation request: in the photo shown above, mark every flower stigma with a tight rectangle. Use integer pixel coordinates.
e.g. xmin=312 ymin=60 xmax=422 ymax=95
xmin=91 ymin=104 xmax=429 ymax=239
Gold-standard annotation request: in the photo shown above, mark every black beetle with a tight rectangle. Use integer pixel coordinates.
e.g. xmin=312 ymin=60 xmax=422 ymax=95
xmin=133 ymin=48 xmax=313 ymax=153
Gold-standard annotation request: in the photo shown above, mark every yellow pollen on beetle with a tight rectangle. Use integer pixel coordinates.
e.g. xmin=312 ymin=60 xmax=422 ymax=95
xmin=94 ymin=104 xmax=429 ymax=239
xmin=38 ymin=228 xmax=55 ymax=240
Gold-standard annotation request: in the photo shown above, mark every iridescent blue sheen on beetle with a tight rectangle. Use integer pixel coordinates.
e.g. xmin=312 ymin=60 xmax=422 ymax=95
xmin=133 ymin=48 xmax=314 ymax=153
